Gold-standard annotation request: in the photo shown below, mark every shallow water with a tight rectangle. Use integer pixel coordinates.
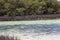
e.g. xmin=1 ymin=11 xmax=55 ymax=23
xmin=0 ymin=19 xmax=60 ymax=40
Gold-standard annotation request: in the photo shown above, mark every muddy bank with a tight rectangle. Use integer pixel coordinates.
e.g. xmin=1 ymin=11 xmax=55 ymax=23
xmin=0 ymin=14 xmax=60 ymax=21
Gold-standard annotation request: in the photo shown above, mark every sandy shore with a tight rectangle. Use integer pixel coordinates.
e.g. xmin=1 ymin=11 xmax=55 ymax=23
xmin=0 ymin=31 xmax=60 ymax=40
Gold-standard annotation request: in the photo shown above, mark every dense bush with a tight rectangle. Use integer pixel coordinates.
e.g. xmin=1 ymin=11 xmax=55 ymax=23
xmin=0 ymin=0 xmax=60 ymax=16
xmin=0 ymin=35 xmax=19 ymax=40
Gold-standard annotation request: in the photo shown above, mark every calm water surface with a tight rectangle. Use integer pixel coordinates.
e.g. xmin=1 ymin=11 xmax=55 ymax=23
xmin=0 ymin=19 xmax=60 ymax=40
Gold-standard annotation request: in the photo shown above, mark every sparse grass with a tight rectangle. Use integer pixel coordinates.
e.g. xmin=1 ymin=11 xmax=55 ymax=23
xmin=0 ymin=35 xmax=19 ymax=40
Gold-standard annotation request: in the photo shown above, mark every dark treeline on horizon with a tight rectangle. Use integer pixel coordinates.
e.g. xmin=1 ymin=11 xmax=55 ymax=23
xmin=0 ymin=0 xmax=60 ymax=16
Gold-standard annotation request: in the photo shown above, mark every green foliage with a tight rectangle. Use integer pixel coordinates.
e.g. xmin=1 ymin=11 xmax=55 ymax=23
xmin=0 ymin=0 xmax=60 ymax=16
xmin=16 ymin=8 xmax=25 ymax=12
xmin=4 ymin=3 xmax=10 ymax=9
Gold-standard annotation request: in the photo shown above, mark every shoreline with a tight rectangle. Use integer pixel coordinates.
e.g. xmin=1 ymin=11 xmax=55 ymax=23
xmin=0 ymin=14 xmax=60 ymax=21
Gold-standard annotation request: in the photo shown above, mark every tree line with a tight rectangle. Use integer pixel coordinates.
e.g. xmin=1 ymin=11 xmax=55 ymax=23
xmin=0 ymin=0 xmax=60 ymax=16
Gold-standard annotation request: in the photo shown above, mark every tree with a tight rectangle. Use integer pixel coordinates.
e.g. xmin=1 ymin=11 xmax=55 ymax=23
xmin=0 ymin=0 xmax=60 ymax=16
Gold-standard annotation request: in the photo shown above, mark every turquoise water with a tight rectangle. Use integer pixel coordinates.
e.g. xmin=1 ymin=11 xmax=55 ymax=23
xmin=0 ymin=23 xmax=60 ymax=35
xmin=0 ymin=20 xmax=60 ymax=34
xmin=0 ymin=19 xmax=60 ymax=40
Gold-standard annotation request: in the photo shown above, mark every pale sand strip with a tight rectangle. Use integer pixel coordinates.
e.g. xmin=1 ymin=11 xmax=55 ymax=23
xmin=0 ymin=19 xmax=60 ymax=25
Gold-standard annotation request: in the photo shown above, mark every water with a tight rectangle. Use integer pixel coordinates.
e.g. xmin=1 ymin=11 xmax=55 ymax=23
xmin=0 ymin=19 xmax=60 ymax=40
